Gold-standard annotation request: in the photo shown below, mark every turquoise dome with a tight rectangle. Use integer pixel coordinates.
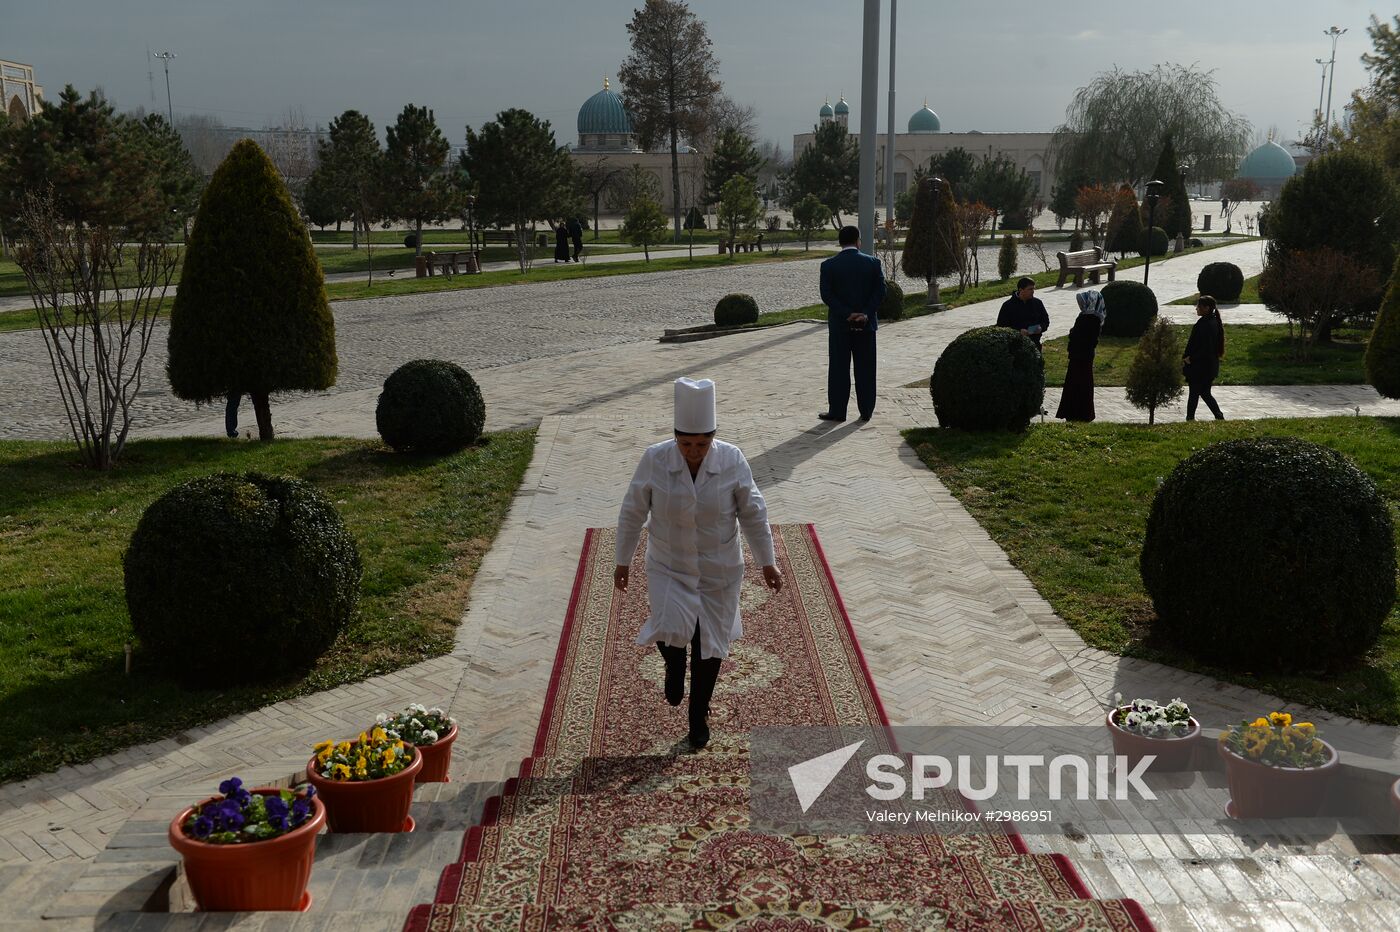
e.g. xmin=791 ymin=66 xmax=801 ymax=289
xmin=834 ymin=96 xmax=850 ymax=115
xmin=1237 ymin=140 xmax=1296 ymax=182
xmin=577 ymin=80 xmax=633 ymax=136
xmin=908 ymin=103 xmax=940 ymax=133
xmin=819 ymin=100 xmax=834 ymax=119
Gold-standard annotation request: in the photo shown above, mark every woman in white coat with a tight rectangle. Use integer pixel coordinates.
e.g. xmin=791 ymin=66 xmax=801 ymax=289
xmin=615 ymin=377 xmax=782 ymax=749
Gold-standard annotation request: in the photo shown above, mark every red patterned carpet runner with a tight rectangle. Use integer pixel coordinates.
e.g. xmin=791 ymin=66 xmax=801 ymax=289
xmin=405 ymin=525 xmax=1152 ymax=931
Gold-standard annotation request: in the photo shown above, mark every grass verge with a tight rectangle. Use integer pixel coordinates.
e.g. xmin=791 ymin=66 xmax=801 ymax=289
xmin=1041 ymin=324 xmax=1368 ymax=387
xmin=905 ymin=418 xmax=1400 ymax=723
xmin=0 ymin=432 xmax=534 ymax=782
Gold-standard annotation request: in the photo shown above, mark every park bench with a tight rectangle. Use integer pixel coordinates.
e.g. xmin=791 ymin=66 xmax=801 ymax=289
xmin=1054 ymin=246 xmax=1116 ymax=288
xmin=479 ymin=230 xmax=519 ymax=248
xmin=422 ymin=250 xmax=478 ymax=277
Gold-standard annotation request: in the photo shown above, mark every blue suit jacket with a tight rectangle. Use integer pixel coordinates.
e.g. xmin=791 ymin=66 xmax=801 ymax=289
xmin=819 ymin=247 xmax=886 ymax=333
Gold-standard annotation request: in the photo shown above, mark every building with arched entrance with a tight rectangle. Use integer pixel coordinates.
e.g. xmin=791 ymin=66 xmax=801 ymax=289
xmin=1 ymin=60 xmax=44 ymax=124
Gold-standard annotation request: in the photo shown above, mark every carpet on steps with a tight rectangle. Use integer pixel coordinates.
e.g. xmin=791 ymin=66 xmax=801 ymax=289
xmin=405 ymin=525 xmax=1152 ymax=930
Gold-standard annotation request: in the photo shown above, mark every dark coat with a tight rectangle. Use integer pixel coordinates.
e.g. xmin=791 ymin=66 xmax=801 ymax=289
xmin=567 ymin=219 xmax=583 ymax=244
xmin=1066 ymin=314 xmax=1101 ymax=361
xmin=1184 ymin=315 xmax=1222 ymax=382
xmin=996 ymin=293 xmax=1051 ymax=345
xmin=554 ymin=225 xmax=570 ymax=261
xmin=819 ymin=247 xmax=886 ymax=332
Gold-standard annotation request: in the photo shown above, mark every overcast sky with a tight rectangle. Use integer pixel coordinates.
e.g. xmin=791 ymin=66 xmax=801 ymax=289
xmin=7 ymin=0 xmax=1383 ymax=151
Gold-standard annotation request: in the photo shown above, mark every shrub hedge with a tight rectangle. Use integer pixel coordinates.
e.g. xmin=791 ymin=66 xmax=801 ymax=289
xmin=929 ymin=326 xmax=1044 ymax=431
xmin=376 ymin=359 xmax=486 ymax=454
xmin=714 ymin=293 xmax=759 ymax=327
xmin=1100 ymin=280 xmax=1159 ymax=338
xmin=1137 ymin=226 xmax=1169 ymax=257
xmin=124 ymin=472 xmax=363 ymax=686
xmin=1141 ymin=438 xmax=1395 ymax=672
xmin=881 ymin=280 xmax=905 ymax=322
xmin=1196 ymin=262 xmax=1245 ymax=303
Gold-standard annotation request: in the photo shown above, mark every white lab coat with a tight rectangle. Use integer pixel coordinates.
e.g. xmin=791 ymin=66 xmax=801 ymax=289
xmin=616 ymin=439 xmax=775 ymax=661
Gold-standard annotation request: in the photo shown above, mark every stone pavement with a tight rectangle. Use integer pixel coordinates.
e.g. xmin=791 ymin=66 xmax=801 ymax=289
xmin=4 ymin=239 xmax=1400 ymax=930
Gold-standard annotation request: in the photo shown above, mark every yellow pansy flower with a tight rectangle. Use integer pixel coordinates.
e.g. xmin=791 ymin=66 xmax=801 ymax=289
xmin=314 ymin=740 xmax=333 ymax=754
xmin=1251 ymin=718 xmax=1270 ymax=728
xmin=1269 ymin=712 xmax=1292 ymax=728
xmin=383 ymin=748 xmax=396 ymax=765
xmin=371 ymin=727 xmax=388 ymax=744
xmin=336 ymin=741 xmax=352 ymax=756
xmin=331 ymin=763 xmax=350 ymax=781
xmin=1294 ymin=723 xmax=1315 ymax=736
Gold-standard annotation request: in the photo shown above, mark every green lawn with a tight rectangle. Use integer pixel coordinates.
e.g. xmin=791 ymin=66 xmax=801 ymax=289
xmin=1041 ymin=324 xmax=1369 ymax=386
xmin=1170 ymin=273 xmax=1262 ymax=306
xmin=906 ymin=419 xmax=1400 ymax=723
xmin=0 ymin=432 xmax=535 ymax=782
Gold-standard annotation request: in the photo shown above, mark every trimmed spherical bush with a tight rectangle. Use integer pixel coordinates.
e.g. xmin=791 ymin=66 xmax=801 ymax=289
xmin=376 ymin=359 xmax=485 ymax=454
xmin=1137 ymin=226 xmax=1169 ymax=257
xmin=1196 ymin=262 xmax=1244 ymax=303
xmin=881 ymin=280 xmax=905 ymax=322
xmin=714 ymin=293 xmax=759 ymax=327
xmin=1100 ymin=280 xmax=1159 ymax=337
xmin=124 ymin=472 xmax=363 ymax=687
xmin=929 ymin=326 xmax=1045 ymax=431
xmin=1141 ymin=438 xmax=1396 ymax=672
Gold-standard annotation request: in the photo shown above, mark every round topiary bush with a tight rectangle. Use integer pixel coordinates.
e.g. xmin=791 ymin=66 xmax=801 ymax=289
xmin=1196 ymin=262 xmax=1244 ymax=303
xmin=881 ymin=280 xmax=905 ymax=322
xmin=929 ymin=326 xmax=1044 ymax=431
xmin=376 ymin=359 xmax=486 ymax=454
xmin=1100 ymin=280 xmax=1159 ymax=337
xmin=714 ymin=293 xmax=759 ymax=327
xmin=1188 ymin=238 xmax=1204 ymax=249
xmin=1141 ymin=438 xmax=1395 ymax=672
xmin=1137 ymin=226 xmax=1168 ymax=257
xmin=124 ymin=472 xmax=363 ymax=687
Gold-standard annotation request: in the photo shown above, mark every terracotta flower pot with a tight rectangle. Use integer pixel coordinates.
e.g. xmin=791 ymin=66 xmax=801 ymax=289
xmin=1106 ymin=707 xmax=1201 ymax=773
xmin=1391 ymin=778 xmax=1400 ymax=823
xmin=306 ymin=746 xmax=423 ymax=832
xmin=168 ymin=789 xmax=325 ymax=912
xmin=1218 ymin=738 xmax=1338 ymax=819
xmin=414 ymin=723 xmax=459 ymax=784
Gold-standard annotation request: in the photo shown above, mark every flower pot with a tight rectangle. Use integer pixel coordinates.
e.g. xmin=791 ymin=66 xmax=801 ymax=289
xmin=1105 ymin=707 xmax=1201 ymax=773
xmin=306 ymin=747 xmax=422 ymax=832
xmin=414 ymin=723 xmax=459 ymax=784
xmin=1218 ymin=739 xmax=1338 ymax=819
xmin=1392 ymin=778 xmax=1400 ymax=824
xmin=168 ymin=789 xmax=325 ymax=912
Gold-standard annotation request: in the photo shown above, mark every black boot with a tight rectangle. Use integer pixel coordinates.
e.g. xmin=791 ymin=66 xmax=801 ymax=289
xmin=657 ymin=642 xmax=686 ymax=706
xmin=687 ymin=651 xmax=722 ymax=749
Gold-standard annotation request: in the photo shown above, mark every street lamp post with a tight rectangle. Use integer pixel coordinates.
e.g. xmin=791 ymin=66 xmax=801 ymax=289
xmin=1179 ymin=164 xmax=1192 ymax=247
xmin=925 ymin=175 xmax=946 ymax=310
xmin=1143 ymin=179 xmax=1164 ymax=286
xmin=1323 ymin=26 xmax=1347 ymax=139
xmin=464 ymin=194 xmax=479 ymax=272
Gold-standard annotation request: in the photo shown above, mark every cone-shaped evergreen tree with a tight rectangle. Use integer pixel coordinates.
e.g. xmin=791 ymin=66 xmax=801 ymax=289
xmin=901 ymin=176 xmax=960 ymax=286
xmin=1125 ymin=318 xmax=1184 ymax=424
xmin=1105 ymin=184 xmax=1144 ymax=258
xmin=1149 ymin=136 xmax=1191 ymax=238
xmin=167 ymin=139 xmax=337 ymax=440
xmin=1366 ymin=253 xmax=1400 ymax=399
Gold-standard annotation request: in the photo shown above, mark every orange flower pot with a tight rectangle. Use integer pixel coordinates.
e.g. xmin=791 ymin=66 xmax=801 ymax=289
xmin=168 ymin=789 xmax=325 ymax=912
xmin=305 ymin=746 xmax=422 ymax=832
xmin=1218 ymin=739 xmax=1338 ymax=819
xmin=414 ymin=724 xmax=459 ymax=784
xmin=1106 ymin=707 xmax=1201 ymax=773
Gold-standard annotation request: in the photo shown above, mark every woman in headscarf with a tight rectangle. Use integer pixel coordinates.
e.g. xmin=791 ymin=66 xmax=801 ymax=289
xmin=1055 ymin=289 xmax=1104 ymax=422
xmin=615 ymin=377 xmax=783 ymax=750
xmin=1183 ymin=294 xmax=1226 ymax=420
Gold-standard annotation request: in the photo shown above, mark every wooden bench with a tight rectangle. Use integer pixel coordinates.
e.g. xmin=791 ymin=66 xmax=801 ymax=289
xmin=479 ymin=230 xmax=518 ymax=248
xmin=423 ymin=250 xmax=478 ymax=277
xmin=1054 ymin=246 xmax=1116 ymax=288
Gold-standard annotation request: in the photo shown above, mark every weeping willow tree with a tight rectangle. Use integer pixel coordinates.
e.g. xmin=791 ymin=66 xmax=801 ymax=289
xmin=1050 ymin=64 xmax=1252 ymax=187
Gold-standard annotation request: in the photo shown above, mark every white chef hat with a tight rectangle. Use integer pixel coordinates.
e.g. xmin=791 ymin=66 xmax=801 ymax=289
xmin=673 ymin=377 xmax=716 ymax=433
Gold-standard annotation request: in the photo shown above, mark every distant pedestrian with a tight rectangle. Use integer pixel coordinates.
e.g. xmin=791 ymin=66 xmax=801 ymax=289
xmin=1183 ymin=295 xmax=1226 ymax=421
xmin=1055 ymin=290 xmax=1104 ymax=422
xmin=567 ymin=217 xmax=584 ymax=262
xmin=996 ymin=277 xmax=1050 ymax=348
xmin=225 ymin=391 xmax=242 ymax=438
xmin=554 ymin=221 xmax=570 ymax=263
xmin=1220 ymin=195 xmax=1229 ymax=218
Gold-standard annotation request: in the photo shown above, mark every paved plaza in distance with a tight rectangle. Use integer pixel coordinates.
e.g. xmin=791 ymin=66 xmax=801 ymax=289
xmin=4 ymin=240 xmax=1400 ymax=930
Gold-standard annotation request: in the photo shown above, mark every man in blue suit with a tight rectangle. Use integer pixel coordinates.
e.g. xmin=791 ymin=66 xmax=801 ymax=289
xmin=818 ymin=225 xmax=886 ymax=422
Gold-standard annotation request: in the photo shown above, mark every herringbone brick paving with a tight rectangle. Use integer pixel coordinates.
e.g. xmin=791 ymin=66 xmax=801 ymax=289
xmin=4 ymin=241 xmax=1399 ymax=930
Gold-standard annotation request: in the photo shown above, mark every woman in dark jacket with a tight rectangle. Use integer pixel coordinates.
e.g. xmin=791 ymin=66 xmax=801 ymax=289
xmin=553 ymin=221 xmax=570 ymax=263
xmin=1055 ymin=290 xmax=1104 ymax=422
xmin=1183 ymin=294 xmax=1225 ymax=420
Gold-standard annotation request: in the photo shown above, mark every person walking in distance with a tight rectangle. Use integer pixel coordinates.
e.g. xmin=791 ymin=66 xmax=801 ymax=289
xmin=817 ymin=225 xmax=886 ymax=422
xmin=567 ymin=217 xmax=584 ymax=262
xmin=614 ymin=378 xmax=782 ymax=750
xmin=1183 ymin=295 xmax=1226 ymax=420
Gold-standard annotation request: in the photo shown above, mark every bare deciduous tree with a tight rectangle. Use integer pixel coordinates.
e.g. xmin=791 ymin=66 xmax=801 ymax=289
xmin=1259 ymin=247 xmax=1381 ymax=360
xmin=14 ymin=192 xmax=177 ymax=469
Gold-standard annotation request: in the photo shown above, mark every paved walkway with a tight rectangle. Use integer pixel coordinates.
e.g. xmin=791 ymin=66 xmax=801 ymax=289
xmin=3 ymin=240 xmax=1400 ymax=930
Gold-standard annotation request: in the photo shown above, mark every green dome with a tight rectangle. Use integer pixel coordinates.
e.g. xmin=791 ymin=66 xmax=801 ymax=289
xmin=819 ymin=100 xmax=834 ymax=119
xmin=834 ymin=96 xmax=850 ymax=115
xmin=1237 ymin=140 xmax=1296 ymax=182
xmin=908 ymin=103 xmax=940 ymax=133
xmin=578 ymin=80 xmax=632 ymax=136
